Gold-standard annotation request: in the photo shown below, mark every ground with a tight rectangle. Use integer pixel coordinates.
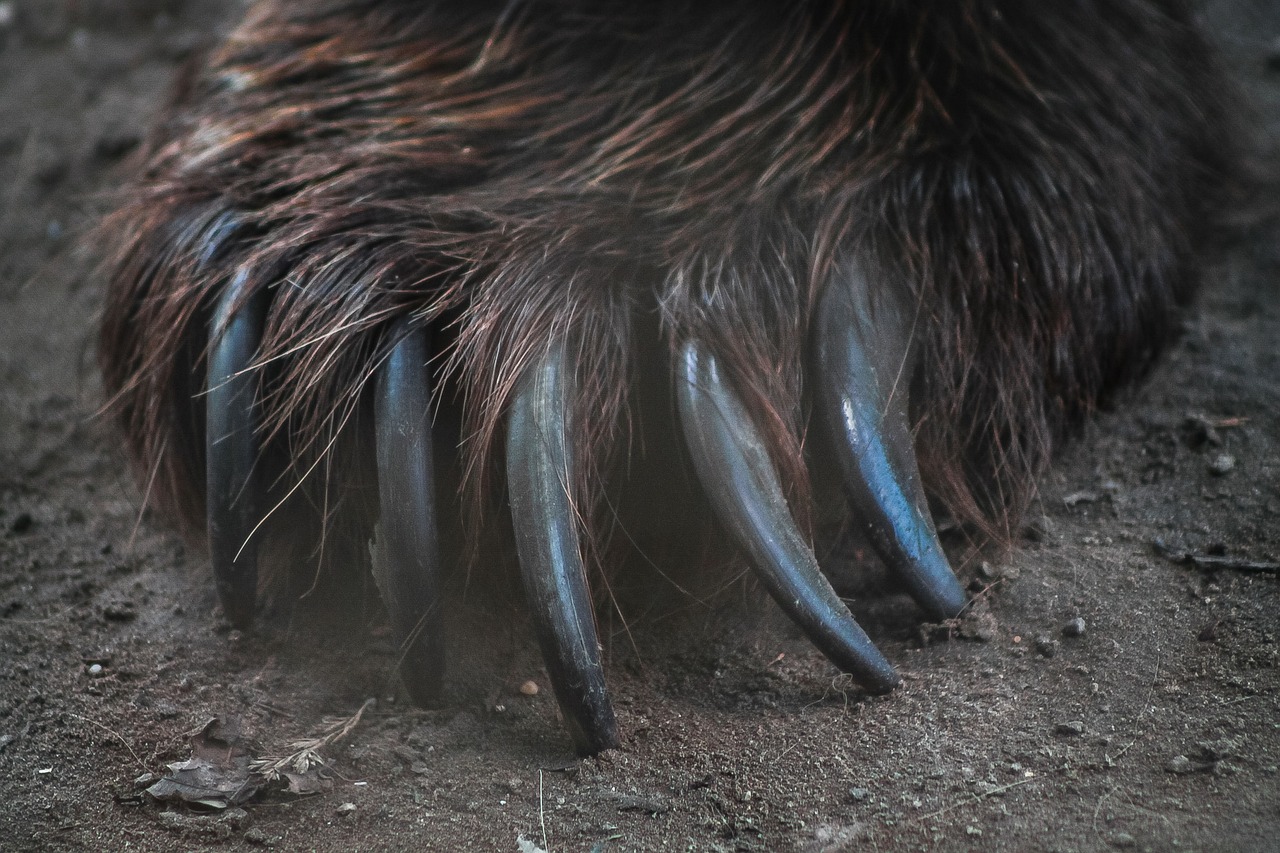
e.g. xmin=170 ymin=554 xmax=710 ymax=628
xmin=0 ymin=1 xmax=1277 ymax=851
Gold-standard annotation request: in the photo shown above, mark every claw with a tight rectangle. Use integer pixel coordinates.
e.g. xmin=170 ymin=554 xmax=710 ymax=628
xmin=373 ymin=319 xmax=446 ymax=705
xmin=506 ymin=342 xmax=620 ymax=755
xmin=813 ymin=259 xmax=967 ymax=620
xmin=676 ymin=341 xmax=899 ymax=693
xmin=206 ymin=270 xmax=267 ymax=628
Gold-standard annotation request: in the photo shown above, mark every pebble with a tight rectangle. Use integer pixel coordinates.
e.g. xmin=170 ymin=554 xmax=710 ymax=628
xmin=1167 ymin=755 xmax=1195 ymax=775
xmin=848 ymin=787 xmax=869 ymax=802
xmin=1055 ymin=721 xmax=1086 ymax=737
xmin=336 ymin=802 xmax=357 ymax=816
xmin=9 ymin=512 xmax=32 ymax=534
xmin=1062 ymin=617 xmax=1087 ymax=638
xmin=1034 ymin=635 xmax=1058 ymax=658
xmin=1111 ymin=832 xmax=1136 ymax=848
xmin=1208 ymin=453 xmax=1236 ymax=476
xmin=519 ymin=680 xmax=539 ymax=697
xmin=87 ymin=663 xmax=104 ymax=677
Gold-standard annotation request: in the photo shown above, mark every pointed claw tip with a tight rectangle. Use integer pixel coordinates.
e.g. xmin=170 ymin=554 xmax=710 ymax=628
xmin=933 ymin=579 xmax=969 ymax=621
xmin=677 ymin=338 xmax=901 ymax=694
xmin=570 ymin=717 xmax=621 ymax=757
xmin=814 ymin=261 xmax=969 ymax=623
xmin=507 ymin=343 xmax=618 ymax=755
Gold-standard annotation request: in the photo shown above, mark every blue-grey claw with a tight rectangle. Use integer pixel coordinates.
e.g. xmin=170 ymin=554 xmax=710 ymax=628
xmin=507 ymin=343 xmax=620 ymax=755
xmin=206 ymin=270 xmax=266 ymax=628
xmin=814 ymin=258 xmax=967 ymax=620
xmin=676 ymin=341 xmax=900 ymax=693
xmin=374 ymin=319 xmax=446 ymax=705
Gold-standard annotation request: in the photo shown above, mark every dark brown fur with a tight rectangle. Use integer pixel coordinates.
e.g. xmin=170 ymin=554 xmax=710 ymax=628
xmin=98 ymin=0 xmax=1237 ymax=586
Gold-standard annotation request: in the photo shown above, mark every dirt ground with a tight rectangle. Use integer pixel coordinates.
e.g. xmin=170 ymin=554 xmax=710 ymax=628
xmin=1 ymin=1 xmax=1277 ymax=851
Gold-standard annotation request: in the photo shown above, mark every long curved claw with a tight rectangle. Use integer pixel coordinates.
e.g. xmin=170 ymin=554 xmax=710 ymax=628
xmin=813 ymin=258 xmax=967 ymax=621
xmin=506 ymin=343 xmax=620 ymax=755
xmin=373 ymin=320 xmax=446 ymax=705
xmin=676 ymin=341 xmax=900 ymax=694
xmin=206 ymin=270 xmax=267 ymax=628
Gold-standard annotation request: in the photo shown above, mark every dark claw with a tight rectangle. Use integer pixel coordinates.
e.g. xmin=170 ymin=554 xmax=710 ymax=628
xmin=506 ymin=343 xmax=620 ymax=755
xmin=814 ymin=259 xmax=967 ymax=621
xmin=676 ymin=341 xmax=900 ymax=694
xmin=373 ymin=319 xmax=446 ymax=704
xmin=206 ymin=270 xmax=267 ymax=628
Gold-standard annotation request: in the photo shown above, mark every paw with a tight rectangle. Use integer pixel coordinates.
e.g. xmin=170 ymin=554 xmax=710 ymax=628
xmin=98 ymin=1 xmax=1235 ymax=754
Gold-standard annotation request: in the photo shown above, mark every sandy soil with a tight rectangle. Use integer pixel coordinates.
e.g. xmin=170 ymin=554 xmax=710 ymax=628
xmin=1 ymin=1 xmax=1277 ymax=850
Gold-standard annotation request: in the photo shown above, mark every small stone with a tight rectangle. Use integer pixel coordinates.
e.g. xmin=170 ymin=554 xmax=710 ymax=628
xmin=335 ymin=802 xmax=357 ymax=816
xmin=1111 ymin=831 xmax=1136 ymax=848
xmin=518 ymin=680 xmax=539 ymax=697
xmin=1167 ymin=755 xmax=1195 ymax=775
xmin=9 ymin=513 xmax=32 ymax=534
xmin=1207 ymin=454 xmax=1235 ymax=476
xmin=966 ymin=825 xmax=982 ymax=836
xmin=1034 ymin=635 xmax=1058 ymax=658
xmin=977 ymin=561 xmax=1000 ymax=580
xmin=87 ymin=663 xmax=104 ymax=677
xmin=1055 ymin=721 xmax=1086 ymax=737
xmin=1062 ymin=617 xmax=1086 ymax=638
xmin=848 ymin=787 xmax=869 ymax=802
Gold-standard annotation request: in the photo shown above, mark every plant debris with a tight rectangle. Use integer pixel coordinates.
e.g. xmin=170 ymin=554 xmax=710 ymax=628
xmin=1152 ymin=540 xmax=1280 ymax=575
xmin=143 ymin=700 xmax=374 ymax=808
xmin=144 ymin=718 xmax=260 ymax=809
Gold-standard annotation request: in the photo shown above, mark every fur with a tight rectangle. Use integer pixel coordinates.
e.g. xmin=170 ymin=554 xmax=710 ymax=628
xmin=98 ymin=0 xmax=1237 ymax=581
